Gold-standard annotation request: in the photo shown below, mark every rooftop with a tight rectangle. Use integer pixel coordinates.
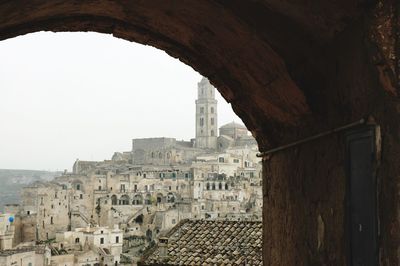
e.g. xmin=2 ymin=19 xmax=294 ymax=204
xmin=140 ymin=219 xmax=262 ymax=265
xmin=220 ymin=121 xmax=247 ymax=130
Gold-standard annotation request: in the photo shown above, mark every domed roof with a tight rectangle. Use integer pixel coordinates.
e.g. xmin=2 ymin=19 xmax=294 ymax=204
xmin=220 ymin=121 xmax=246 ymax=129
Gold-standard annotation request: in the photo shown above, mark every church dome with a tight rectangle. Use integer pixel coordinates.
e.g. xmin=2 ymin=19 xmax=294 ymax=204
xmin=219 ymin=122 xmax=246 ymax=129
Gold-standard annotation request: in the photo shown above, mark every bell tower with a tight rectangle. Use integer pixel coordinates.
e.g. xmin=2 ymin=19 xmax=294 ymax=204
xmin=195 ymin=77 xmax=218 ymax=149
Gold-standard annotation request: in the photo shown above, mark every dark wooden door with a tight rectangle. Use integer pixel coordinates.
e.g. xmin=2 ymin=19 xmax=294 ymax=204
xmin=346 ymin=127 xmax=377 ymax=266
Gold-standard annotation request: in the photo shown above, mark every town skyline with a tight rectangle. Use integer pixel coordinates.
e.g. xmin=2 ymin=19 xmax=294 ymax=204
xmin=0 ymin=32 xmax=242 ymax=171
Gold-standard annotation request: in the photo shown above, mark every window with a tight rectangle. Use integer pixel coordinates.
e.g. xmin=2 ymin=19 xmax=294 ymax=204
xmin=75 ymin=238 xmax=80 ymax=243
xmin=80 ymin=194 xmax=83 ymax=199
xmin=200 ymin=107 xmax=204 ymax=114
xmin=76 ymin=184 xmax=81 ymax=190
xmin=201 ymin=205 xmax=204 ymax=210
xmin=51 ymin=217 xmax=53 ymax=224
xmin=211 ymin=107 xmax=214 ymax=114
xmin=211 ymin=117 xmax=214 ymax=125
xmin=218 ymin=157 xmax=224 ymax=163
xmin=100 ymin=237 xmax=104 ymax=244
xmin=200 ymin=117 xmax=204 ymax=127
xmin=211 ymin=130 xmax=215 ymax=136
xmin=159 ymin=152 xmax=162 ymax=159
xmin=212 ymin=183 xmax=216 ymax=190
xmin=151 ymin=152 xmax=155 ymax=158
xmin=116 ymin=236 xmax=119 ymax=243
xmin=172 ymin=219 xmax=176 ymax=224
xmin=98 ymin=186 xmax=102 ymax=190
xmin=233 ymin=159 xmax=239 ymax=163
xmin=169 ymin=186 xmax=171 ymax=191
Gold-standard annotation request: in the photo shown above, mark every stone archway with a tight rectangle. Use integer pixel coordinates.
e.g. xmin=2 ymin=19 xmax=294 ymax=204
xmin=1 ymin=1 xmax=400 ymax=265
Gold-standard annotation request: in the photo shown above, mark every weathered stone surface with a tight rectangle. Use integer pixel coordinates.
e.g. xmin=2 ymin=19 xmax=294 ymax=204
xmin=1 ymin=1 xmax=400 ymax=265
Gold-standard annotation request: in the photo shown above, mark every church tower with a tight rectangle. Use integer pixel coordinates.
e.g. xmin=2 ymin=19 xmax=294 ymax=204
xmin=195 ymin=77 xmax=218 ymax=149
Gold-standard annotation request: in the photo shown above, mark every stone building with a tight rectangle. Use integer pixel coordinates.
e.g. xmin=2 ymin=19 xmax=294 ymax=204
xmin=52 ymin=225 xmax=123 ymax=266
xmin=195 ymin=77 xmax=218 ymax=150
xmin=0 ymin=245 xmax=51 ymax=266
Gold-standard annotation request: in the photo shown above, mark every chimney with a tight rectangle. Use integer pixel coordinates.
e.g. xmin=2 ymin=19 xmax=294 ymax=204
xmin=159 ymin=237 xmax=169 ymax=259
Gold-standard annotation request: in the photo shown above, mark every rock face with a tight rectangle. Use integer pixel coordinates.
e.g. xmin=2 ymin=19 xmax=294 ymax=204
xmin=1 ymin=1 xmax=400 ymax=265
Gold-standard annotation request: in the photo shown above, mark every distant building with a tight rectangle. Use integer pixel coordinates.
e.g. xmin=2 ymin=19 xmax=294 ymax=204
xmin=106 ymin=77 xmax=257 ymax=167
xmin=53 ymin=225 xmax=123 ymax=266
xmin=0 ymin=245 xmax=51 ymax=266
xmin=195 ymin=77 xmax=218 ymax=149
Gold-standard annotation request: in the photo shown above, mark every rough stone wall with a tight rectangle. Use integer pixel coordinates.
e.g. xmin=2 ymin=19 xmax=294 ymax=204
xmin=262 ymin=5 xmax=400 ymax=264
xmin=263 ymin=134 xmax=346 ymax=265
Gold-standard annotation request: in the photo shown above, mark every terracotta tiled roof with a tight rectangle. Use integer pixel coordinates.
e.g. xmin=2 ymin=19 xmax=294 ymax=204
xmin=140 ymin=220 xmax=262 ymax=265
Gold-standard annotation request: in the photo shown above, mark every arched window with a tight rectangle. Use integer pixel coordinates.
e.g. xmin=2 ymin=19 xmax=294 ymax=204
xmin=211 ymin=107 xmax=214 ymax=114
xmin=151 ymin=152 xmax=155 ymax=158
xmin=111 ymin=195 xmax=118 ymax=205
xmin=218 ymin=183 xmax=222 ymax=190
xmin=211 ymin=118 xmax=214 ymax=125
xmin=76 ymin=184 xmax=81 ymax=190
xmin=206 ymin=183 xmax=210 ymax=190
xmin=225 ymin=183 xmax=229 ymax=190
xmin=212 ymin=183 xmax=216 ymax=190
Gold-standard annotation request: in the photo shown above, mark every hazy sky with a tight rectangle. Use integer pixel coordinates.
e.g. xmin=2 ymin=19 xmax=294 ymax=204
xmin=0 ymin=32 xmax=242 ymax=171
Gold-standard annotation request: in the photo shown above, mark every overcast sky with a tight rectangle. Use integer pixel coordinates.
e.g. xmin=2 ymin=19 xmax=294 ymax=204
xmin=0 ymin=32 xmax=242 ymax=171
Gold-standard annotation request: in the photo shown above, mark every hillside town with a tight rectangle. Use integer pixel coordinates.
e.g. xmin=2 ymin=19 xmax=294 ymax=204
xmin=0 ymin=78 xmax=262 ymax=265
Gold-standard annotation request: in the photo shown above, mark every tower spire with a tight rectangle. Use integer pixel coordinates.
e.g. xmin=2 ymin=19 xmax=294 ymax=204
xmin=195 ymin=77 xmax=218 ymax=149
